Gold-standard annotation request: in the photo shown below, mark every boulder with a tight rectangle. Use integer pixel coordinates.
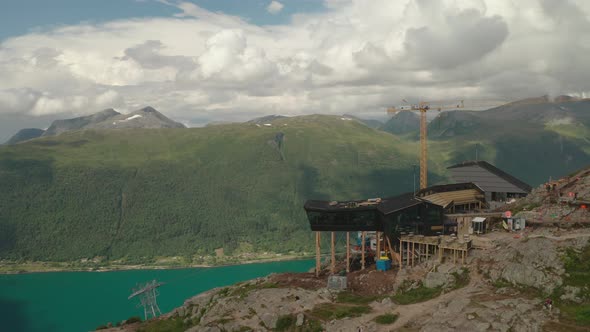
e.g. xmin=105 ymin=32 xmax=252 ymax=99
xmin=424 ymin=272 xmax=453 ymax=289
xmin=296 ymin=313 xmax=305 ymax=326
xmin=260 ymin=312 xmax=278 ymax=329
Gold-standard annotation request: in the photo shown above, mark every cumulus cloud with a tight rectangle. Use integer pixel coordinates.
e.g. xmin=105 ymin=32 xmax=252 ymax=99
xmin=0 ymin=0 xmax=589 ymax=124
xmin=267 ymin=1 xmax=284 ymax=14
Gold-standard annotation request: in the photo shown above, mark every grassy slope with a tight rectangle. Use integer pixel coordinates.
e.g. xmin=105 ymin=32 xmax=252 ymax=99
xmin=0 ymin=115 xmax=425 ymax=262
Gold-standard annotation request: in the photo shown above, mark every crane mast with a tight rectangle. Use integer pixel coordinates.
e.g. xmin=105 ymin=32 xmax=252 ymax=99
xmin=387 ymin=100 xmax=464 ymax=190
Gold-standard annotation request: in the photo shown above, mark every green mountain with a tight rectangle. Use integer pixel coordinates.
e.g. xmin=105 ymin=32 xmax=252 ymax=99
xmin=380 ymin=111 xmax=420 ymax=135
xmin=428 ymin=99 xmax=590 ymax=185
xmin=0 ymin=115 xmax=424 ymax=262
xmin=1 ymin=99 xmax=590 ymax=263
xmin=5 ymin=128 xmax=45 ymax=145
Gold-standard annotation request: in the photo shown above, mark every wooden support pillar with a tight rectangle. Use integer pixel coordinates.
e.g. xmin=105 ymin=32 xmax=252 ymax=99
xmin=462 ymin=250 xmax=465 ymax=265
xmin=361 ymin=231 xmax=366 ymax=270
xmin=346 ymin=232 xmax=350 ymax=273
xmin=399 ymin=238 xmax=403 ymax=269
xmin=315 ymin=232 xmax=321 ymax=277
xmin=412 ymin=241 xmax=415 ymax=267
xmin=330 ymin=231 xmax=335 ymax=274
xmin=426 ymin=244 xmax=429 ymax=260
xmin=405 ymin=240 xmax=410 ymax=267
xmin=376 ymin=231 xmax=381 ymax=258
xmin=386 ymin=235 xmax=394 ymax=263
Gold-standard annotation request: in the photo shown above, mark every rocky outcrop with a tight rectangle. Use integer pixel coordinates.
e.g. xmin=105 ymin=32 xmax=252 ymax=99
xmin=43 ymin=109 xmax=120 ymax=136
xmin=169 ymin=278 xmax=331 ymax=331
xmin=476 ymin=236 xmax=570 ymax=293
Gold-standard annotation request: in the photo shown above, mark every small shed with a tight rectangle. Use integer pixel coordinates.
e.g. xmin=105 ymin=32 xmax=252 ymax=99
xmin=471 ymin=217 xmax=487 ymax=234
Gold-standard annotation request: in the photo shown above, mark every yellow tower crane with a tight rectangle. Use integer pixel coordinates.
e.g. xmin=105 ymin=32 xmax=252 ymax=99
xmin=387 ymin=100 xmax=464 ymax=190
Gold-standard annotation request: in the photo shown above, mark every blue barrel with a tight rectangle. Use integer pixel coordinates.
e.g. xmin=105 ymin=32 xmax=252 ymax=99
xmin=376 ymin=259 xmax=391 ymax=271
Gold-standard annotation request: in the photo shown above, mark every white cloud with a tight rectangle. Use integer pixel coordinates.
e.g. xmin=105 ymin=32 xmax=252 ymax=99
xmin=0 ymin=0 xmax=589 ymax=124
xmin=267 ymin=1 xmax=284 ymax=15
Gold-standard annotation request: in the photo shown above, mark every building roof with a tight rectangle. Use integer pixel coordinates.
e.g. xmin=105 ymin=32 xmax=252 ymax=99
xmin=447 ymin=161 xmax=532 ymax=193
xmin=417 ymin=182 xmax=484 ymax=196
xmin=377 ymin=192 xmax=441 ymax=215
xmin=304 ymin=198 xmax=381 ymax=212
xmin=421 ymin=189 xmax=484 ymax=209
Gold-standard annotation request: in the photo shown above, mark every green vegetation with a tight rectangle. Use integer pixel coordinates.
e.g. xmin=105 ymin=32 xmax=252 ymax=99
xmin=451 ymin=268 xmax=470 ymax=289
xmin=274 ymin=314 xmax=323 ymax=332
xmin=392 ymin=282 xmax=442 ymax=305
xmin=0 ymin=116 xmax=425 ymax=262
xmin=229 ymin=281 xmax=278 ymax=298
xmin=492 ymin=278 xmax=512 ymax=289
xmin=335 ymin=291 xmax=378 ymax=305
xmin=275 ymin=315 xmax=295 ymax=331
xmin=554 ymin=245 xmax=590 ymax=326
xmin=309 ymin=303 xmax=371 ymax=320
xmin=374 ymin=313 xmax=398 ymax=324
xmin=137 ymin=317 xmax=185 ymax=332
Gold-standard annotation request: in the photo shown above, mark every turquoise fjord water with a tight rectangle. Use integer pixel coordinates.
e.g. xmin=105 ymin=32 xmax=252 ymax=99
xmin=0 ymin=259 xmax=314 ymax=332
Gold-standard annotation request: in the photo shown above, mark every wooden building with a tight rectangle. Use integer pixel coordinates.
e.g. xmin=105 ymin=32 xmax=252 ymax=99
xmin=304 ymin=193 xmax=445 ymax=275
xmin=416 ymin=182 xmax=486 ymax=212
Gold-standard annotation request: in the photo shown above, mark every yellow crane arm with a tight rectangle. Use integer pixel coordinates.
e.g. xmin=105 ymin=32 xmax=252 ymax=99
xmin=386 ymin=100 xmax=464 ymax=190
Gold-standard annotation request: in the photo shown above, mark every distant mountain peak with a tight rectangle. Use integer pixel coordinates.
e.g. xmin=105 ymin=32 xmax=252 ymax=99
xmin=247 ymin=115 xmax=289 ymax=124
xmin=33 ymin=107 xmax=185 ymax=137
xmin=380 ymin=111 xmax=420 ymax=135
xmin=4 ymin=128 xmax=45 ymax=145
xmin=137 ymin=106 xmax=158 ymax=113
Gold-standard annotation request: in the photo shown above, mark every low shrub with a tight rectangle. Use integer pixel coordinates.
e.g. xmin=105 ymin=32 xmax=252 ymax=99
xmin=374 ymin=313 xmax=398 ymax=324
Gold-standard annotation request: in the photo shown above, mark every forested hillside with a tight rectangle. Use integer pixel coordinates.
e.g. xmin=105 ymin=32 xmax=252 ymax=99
xmin=0 ymin=116 xmax=426 ymax=262
xmin=1 ymin=103 xmax=589 ymax=263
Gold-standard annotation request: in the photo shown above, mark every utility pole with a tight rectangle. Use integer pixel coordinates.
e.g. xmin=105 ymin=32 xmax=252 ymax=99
xmin=128 ymin=280 xmax=165 ymax=320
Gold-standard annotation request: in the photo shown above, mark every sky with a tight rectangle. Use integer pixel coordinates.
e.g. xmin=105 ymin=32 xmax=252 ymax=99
xmin=1 ymin=0 xmax=590 ymax=141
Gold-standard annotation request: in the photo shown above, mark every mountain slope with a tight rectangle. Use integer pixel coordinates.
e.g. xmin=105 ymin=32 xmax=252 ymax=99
xmin=2 ymin=99 xmax=590 ymax=263
xmin=342 ymin=114 xmax=384 ymax=129
xmin=4 ymin=128 xmax=45 ymax=144
xmin=427 ymin=99 xmax=590 ymax=185
xmin=380 ymin=111 xmax=420 ymax=136
xmin=0 ymin=115 xmax=423 ymax=262
xmin=88 ymin=106 xmax=185 ymax=129
xmin=40 ymin=107 xmax=185 ymax=139
xmin=43 ymin=109 xmax=120 ymax=136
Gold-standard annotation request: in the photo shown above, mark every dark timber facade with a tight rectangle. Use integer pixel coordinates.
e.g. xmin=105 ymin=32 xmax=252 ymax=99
xmin=304 ymin=193 xmax=444 ymax=237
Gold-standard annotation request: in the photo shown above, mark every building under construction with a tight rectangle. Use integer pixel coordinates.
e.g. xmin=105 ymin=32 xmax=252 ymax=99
xmin=448 ymin=161 xmax=532 ymax=204
xmin=304 ymin=160 xmax=529 ymax=275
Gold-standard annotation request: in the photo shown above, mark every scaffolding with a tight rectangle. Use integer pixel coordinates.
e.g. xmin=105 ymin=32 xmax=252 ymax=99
xmin=399 ymin=234 xmax=471 ymax=267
